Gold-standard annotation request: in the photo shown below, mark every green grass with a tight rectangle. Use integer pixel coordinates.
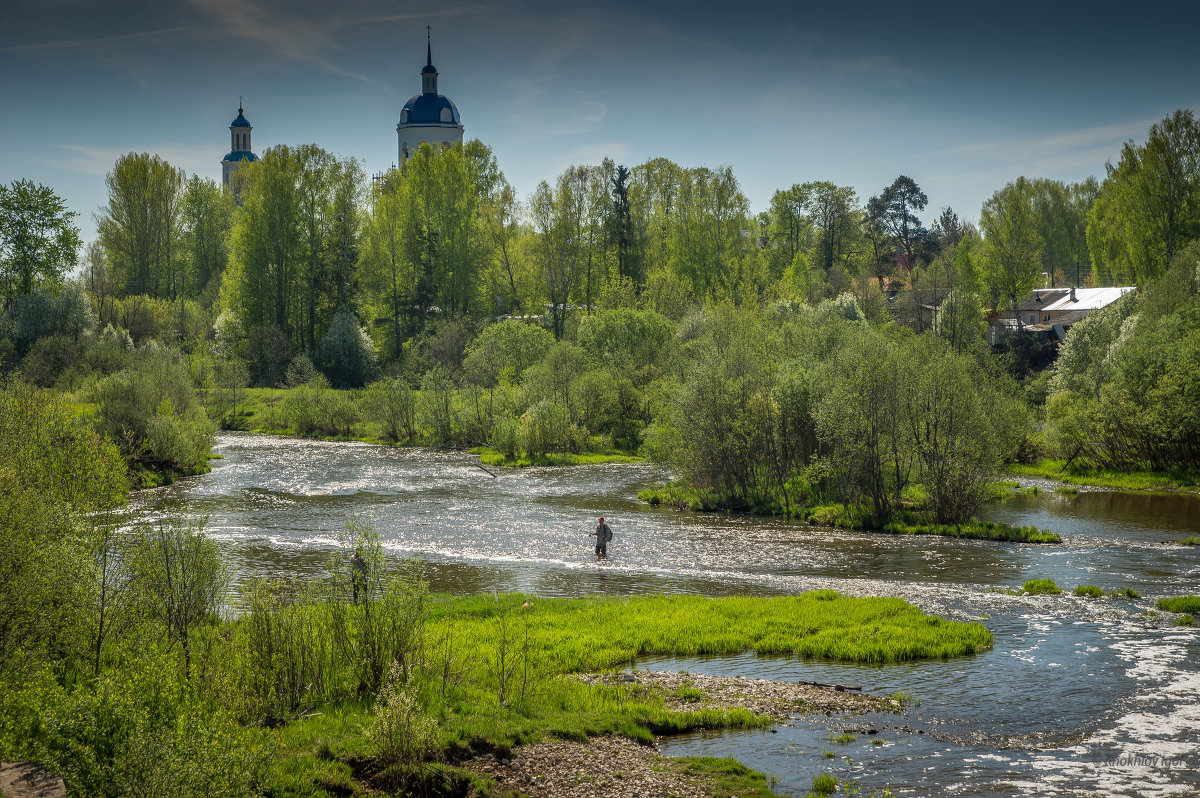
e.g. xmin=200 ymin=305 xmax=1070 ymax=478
xmin=1110 ymin=587 xmax=1142 ymax=599
xmin=811 ymin=772 xmax=838 ymax=794
xmin=638 ymin=483 xmax=722 ymax=511
xmin=1005 ymin=460 xmax=1200 ymax=491
xmin=797 ymin=505 xmax=1060 ymax=543
xmin=434 ymin=591 xmax=993 ymax=669
xmin=1022 ymin=579 xmax=1062 ymax=595
xmin=678 ymin=756 xmax=779 ymax=798
xmin=1180 ymin=537 xmax=1200 ymax=546
xmin=1074 ymin=584 xmax=1105 ymax=598
xmin=1174 ymin=614 xmax=1195 ymax=627
xmin=1054 ymin=486 xmax=1080 ymax=496
xmin=828 ymin=731 xmax=857 ymax=744
xmin=1156 ymin=596 xmax=1200 ymax=614
xmin=477 ymin=449 xmax=642 ymax=467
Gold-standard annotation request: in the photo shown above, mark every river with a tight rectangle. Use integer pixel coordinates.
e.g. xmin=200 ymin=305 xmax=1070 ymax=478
xmin=131 ymin=433 xmax=1200 ymax=797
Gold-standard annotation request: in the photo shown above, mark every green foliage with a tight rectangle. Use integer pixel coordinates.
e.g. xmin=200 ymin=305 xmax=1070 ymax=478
xmin=1156 ymin=596 xmax=1200 ymax=614
xmin=93 ymin=343 xmax=216 ymax=476
xmin=812 ymin=772 xmax=839 ymax=793
xmin=327 ymin=522 xmax=429 ymax=693
xmin=463 ymin=318 xmax=553 ymax=387
xmin=279 ymin=376 xmax=359 ymax=437
xmin=129 ymin=517 xmax=229 ymax=673
xmin=0 ymin=179 xmax=81 ymax=304
xmin=5 ymin=660 xmax=271 ymax=798
xmin=0 ymin=381 xmax=127 ymax=680
xmin=361 ymin=377 xmax=416 ymax=442
xmin=1022 ymin=579 xmax=1062 ymax=595
xmin=1074 ymin=584 xmax=1105 ymax=598
xmin=1086 ymin=110 xmax=1200 ymax=284
xmin=98 ymin=152 xmax=187 ymax=299
xmin=1045 ymin=243 xmax=1200 ymax=470
xmin=371 ymin=661 xmax=437 ymax=769
xmin=980 ymin=176 xmax=1042 ymax=318
xmin=1175 ymin=614 xmax=1195 ymax=626
xmin=315 ymin=308 xmax=378 ymax=388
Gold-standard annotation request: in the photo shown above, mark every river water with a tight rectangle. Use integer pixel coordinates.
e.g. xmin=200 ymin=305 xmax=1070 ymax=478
xmin=132 ymin=433 xmax=1200 ymax=797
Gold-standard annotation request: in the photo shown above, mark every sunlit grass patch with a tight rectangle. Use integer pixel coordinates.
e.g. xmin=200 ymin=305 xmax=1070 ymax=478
xmin=1156 ymin=596 xmax=1200 ymax=614
xmin=1006 ymin=460 xmax=1200 ymax=491
xmin=1022 ymin=576 xmax=1060 ymax=595
xmin=1074 ymin=584 xmax=1105 ymax=598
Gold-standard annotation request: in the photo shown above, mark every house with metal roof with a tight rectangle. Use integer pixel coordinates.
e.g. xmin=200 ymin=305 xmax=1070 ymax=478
xmin=988 ymin=285 xmax=1135 ymax=344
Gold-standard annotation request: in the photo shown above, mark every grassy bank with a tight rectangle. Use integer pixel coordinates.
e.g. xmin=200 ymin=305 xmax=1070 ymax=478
xmin=641 ymin=485 xmax=1061 ymax=543
xmin=1005 ymin=460 xmax=1200 ymax=491
xmin=3 ymin=585 xmax=983 ymax=798
xmin=266 ymin=590 xmax=981 ymax=795
xmin=204 ymin=387 xmax=642 ymax=466
xmin=471 ymin=446 xmax=642 ymax=467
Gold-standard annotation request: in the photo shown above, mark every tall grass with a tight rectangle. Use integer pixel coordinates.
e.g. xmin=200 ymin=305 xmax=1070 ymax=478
xmin=1156 ymin=596 xmax=1200 ymax=614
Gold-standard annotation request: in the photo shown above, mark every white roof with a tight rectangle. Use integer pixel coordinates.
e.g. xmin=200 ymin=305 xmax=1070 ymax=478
xmin=1039 ymin=286 xmax=1135 ymax=312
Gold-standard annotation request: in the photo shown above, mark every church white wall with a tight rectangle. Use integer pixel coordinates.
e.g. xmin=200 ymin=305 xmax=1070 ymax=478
xmin=398 ymin=126 xmax=464 ymax=161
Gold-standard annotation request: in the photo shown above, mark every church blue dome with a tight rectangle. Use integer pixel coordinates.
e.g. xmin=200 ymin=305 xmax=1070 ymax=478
xmin=398 ymin=93 xmax=461 ymax=127
xmin=231 ymin=108 xmax=251 ymax=127
xmin=223 ymin=151 xmax=258 ymax=162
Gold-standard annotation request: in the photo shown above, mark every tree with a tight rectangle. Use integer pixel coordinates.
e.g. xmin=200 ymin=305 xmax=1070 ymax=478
xmin=131 ymin=517 xmax=228 ymax=675
xmin=980 ymin=177 xmax=1043 ymax=327
xmin=1086 ymin=110 xmax=1200 ymax=284
xmin=362 ymin=168 xmax=412 ymax=363
xmin=868 ymin=175 xmax=929 ymax=272
xmin=0 ymin=179 xmax=80 ymax=306
xmin=315 ymin=308 xmax=378 ymax=388
xmin=98 ymin=152 xmax=186 ymax=298
xmin=180 ymin=175 xmax=232 ymax=302
xmin=607 ymin=163 xmax=642 ymax=287
xmin=531 ymin=167 xmax=590 ymax=340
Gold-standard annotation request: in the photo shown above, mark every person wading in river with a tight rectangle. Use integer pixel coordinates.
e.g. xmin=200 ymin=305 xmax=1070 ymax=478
xmin=592 ymin=516 xmax=612 ymax=558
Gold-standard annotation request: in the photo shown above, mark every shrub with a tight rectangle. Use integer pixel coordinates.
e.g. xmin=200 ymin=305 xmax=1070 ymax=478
xmin=316 ymin=309 xmax=378 ymax=388
xmin=371 ymin=661 xmax=436 ymax=769
xmin=92 ymin=344 xmax=215 ymax=475
xmin=327 ymin=522 xmax=428 ymax=693
xmin=362 ymin=378 xmax=416 ymax=443
xmin=17 ymin=658 xmax=270 ymax=798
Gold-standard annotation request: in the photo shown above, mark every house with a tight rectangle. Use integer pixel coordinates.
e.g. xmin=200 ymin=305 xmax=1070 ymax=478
xmin=988 ymin=286 xmax=1135 ymax=345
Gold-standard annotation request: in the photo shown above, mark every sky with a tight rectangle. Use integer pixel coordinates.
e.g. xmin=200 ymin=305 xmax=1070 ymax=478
xmin=3 ymin=0 xmax=1198 ymax=243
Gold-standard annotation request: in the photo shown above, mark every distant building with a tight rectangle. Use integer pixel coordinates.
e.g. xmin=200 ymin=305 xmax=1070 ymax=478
xmin=220 ymin=103 xmax=258 ymax=189
xmin=396 ymin=28 xmax=464 ymax=162
xmin=988 ymin=286 xmax=1136 ymax=345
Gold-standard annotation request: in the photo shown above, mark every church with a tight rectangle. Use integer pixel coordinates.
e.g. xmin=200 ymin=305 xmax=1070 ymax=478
xmin=220 ymin=29 xmax=463 ymax=186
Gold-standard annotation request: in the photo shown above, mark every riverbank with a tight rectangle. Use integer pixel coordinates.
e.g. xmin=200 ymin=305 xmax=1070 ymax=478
xmin=206 ymin=387 xmax=641 ymax=464
xmin=1005 ymin=459 xmax=1200 ymax=492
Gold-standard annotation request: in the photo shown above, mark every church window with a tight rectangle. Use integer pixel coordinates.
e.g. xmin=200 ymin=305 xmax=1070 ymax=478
xmin=440 ymin=107 xmax=452 ymax=123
